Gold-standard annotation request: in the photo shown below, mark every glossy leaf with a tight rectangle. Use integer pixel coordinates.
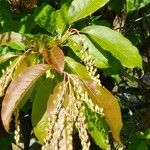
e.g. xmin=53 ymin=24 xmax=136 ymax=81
xmin=85 ymin=105 xmax=109 ymax=149
xmin=82 ymin=25 xmax=142 ymax=68
xmin=126 ymin=0 xmax=150 ymax=12
xmin=0 ymin=32 xmax=26 ymax=50
xmin=32 ymin=78 xmax=53 ymax=143
xmin=68 ymin=0 xmax=109 ymax=23
xmin=32 ymin=72 xmax=62 ymax=143
xmin=33 ymin=4 xmax=54 ymax=33
xmin=1 ymin=64 xmax=50 ymax=131
xmin=67 ymin=34 xmax=109 ymax=68
xmin=34 ymin=4 xmax=68 ymax=34
xmin=65 ymin=57 xmax=90 ymax=79
xmin=82 ymin=80 xmax=122 ymax=143
xmin=33 ymin=81 xmax=65 ymax=143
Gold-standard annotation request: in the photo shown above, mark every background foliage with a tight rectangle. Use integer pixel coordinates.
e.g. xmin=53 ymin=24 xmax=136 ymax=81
xmin=0 ymin=0 xmax=150 ymax=150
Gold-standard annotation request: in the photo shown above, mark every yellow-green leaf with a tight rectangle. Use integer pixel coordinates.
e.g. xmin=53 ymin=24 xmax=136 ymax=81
xmin=82 ymin=25 xmax=142 ymax=68
xmin=68 ymin=0 xmax=109 ymax=23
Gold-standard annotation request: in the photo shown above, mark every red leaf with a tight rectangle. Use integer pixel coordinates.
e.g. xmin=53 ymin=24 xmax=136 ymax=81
xmin=1 ymin=64 xmax=50 ymax=132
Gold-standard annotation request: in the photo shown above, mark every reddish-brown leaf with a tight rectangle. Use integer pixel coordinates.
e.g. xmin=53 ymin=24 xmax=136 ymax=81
xmin=40 ymin=47 xmax=65 ymax=73
xmin=1 ymin=64 xmax=50 ymax=132
xmin=50 ymin=47 xmax=65 ymax=73
xmin=83 ymin=80 xmax=123 ymax=143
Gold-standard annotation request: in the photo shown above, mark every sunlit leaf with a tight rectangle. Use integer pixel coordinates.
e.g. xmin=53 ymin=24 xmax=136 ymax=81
xmin=82 ymin=25 xmax=142 ymax=68
xmin=67 ymin=34 xmax=109 ymax=68
xmin=1 ymin=64 xmax=50 ymax=131
xmin=50 ymin=47 xmax=65 ymax=73
xmin=13 ymin=53 xmax=37 ymax=79
xmin=33 ymin=81 xmax=64 ymax=143
xmin=82 ymin=80 xmax=122 ymax=143
xmin=0 ymin=53 xmax=36 ymax=97
xmin=65 ymin=57 xmax=90 ymax=79
xmin=0 ymin=54 xmax=16 ymax=65
xmin=0 ymin=56 xmax=22 ymax=97
xmin=126 ymin=0 xmax=150 ymax=12
xmin=85 ymin=105 xmax=109 ymax=149
xmin=68 ymin=0 xmax=109 ymax=23
xmin=34 ymin=4 xmax=68 ymax=34
xmin=0 ymin=32 xmax=26 ymax=50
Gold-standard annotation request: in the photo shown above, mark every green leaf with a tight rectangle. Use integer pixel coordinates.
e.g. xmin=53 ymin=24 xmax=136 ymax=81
xmin=33 ymin=4 xmax=54 ymax=33
xmin=53 ymin=4 xmax=69 ymax=34
xmin=137 ymin=129 xmax=150 ymax=140
xmin=82 ymin=80 xmax=122 ymax=143
xmin=65 ymin=56 xmax=90 ymax=79
xmin=126 ymin=0 xmax=150 ymax=12
xmin=33 ymin=80 xmax=64 ymax=143
xmin=12 ymin=53 xmax=37 ymax=79
xmin=68 ymin=0 xmax=109 ymax=23
xmin=82 ymin=25 xmax=142 ymax=68
xmin=0 ymin=135 xmax=13 ymax=150
xmin=1 ymin=64 xmax=50 ymax=131
xmin=0 ymin=32 xmax=26 ymax=50
xmin=85 ymin=105 xmax=109 ymax=149
xmin=137 ymin=141 xmax=148 ymax=150
xmin=67 ymin=34 xmax=109 ymax=68
xmin=0 ymin=0 xmax=11 ymax=20
xmin=32 ymin=74 xmax=61 ymax=143
xmin=110 ymin=0 xmax=124 ymax=14
xmin=34 ymin=4 xmax=68 ymax=34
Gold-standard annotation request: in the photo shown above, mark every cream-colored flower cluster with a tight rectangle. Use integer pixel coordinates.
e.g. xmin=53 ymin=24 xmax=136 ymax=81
xmin=42 ymin=85 xmax=66 ymax=150
xmin=14 ymin=109 xmax=20 ymax=146
xmin=80 ymin=42 xmax=101 ymax=85
xmin=42 ymin=75 xmax=104 ymax=150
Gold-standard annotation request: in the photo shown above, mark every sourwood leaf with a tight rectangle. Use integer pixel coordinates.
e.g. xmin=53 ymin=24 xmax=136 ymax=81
xmin=82 ymin=80 xmax=122 ymax=143
xmin=33 ymin=81 xmax=65 ymax=143
xmin=0 ymin=54 xmax=16 ymax=65
xmin=82 ymin=25 xmax=142 ymax=68
xmin=67 ymin=34 xmax=109 ymax=68
xmin=65 ymin=57 xmax=90 ymax=80
xmin=85 ymin=105 xmax=109 ymax=149
xmin=34 ymin=4 xmax=68 ymax=34
xmin=0 ymin=53 xmax=36 ymax=97
xmin=50 ymin=47 xmax=65 ymax=73
xmin=68 ymin=0 xmax=109 ymax=23
xmin=1 ymin=64 xmax=50 ymax=131
xmin=0 ymin=32 xmax=26 ymax=50
xmin=126 ymin=0 xmax=150 ymax=12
